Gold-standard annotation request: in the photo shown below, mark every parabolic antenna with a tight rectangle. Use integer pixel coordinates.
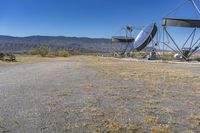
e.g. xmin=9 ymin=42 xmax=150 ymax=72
xmin=112 ymin=25 xmax=134 ymax=43
xmin=134 ymin=23 xmax=158 ymax=51
xmin=111 ymin=25 xmax=135 ymax=55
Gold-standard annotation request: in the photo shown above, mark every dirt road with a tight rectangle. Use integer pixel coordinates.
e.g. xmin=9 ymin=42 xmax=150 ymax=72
xmin=0 ymin=56 xmax=200 ymax=133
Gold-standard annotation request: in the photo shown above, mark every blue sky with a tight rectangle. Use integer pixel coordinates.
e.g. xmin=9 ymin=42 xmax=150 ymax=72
xmin=0 ymin=0 xmax=200 ymax=38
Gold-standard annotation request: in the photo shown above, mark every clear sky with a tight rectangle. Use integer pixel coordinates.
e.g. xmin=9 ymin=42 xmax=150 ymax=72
xmin=0 ymin=0 xmax=200 ymax=38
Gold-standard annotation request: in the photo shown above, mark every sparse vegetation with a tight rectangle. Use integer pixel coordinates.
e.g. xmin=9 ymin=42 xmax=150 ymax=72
xmin=38 ymin=45 xmax=49 ymax=57
xmin=129 ymin=51 xmax=149 ymax=58
xmin=145 ymin=115 xmax=158 ymax=125
xmin=28 ymin=49 xmax=39 ymax=55
xmin=151 ymin=125 xmax=172 ymax=133
xmin=48 ymin=50 xmax=71 ymax=57
xmin=27 ymin=44 xmax=69 ymax=57
xmin=161 ymin=52 xmax=176 ymax=60
xmin=57 ymin=91 xmax=72 ymax=97
xmin=73 ymin=56 xmax=200 ymax=132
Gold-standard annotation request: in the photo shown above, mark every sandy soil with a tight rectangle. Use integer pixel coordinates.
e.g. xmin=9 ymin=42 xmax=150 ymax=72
xmin=0 ymin=56 xmax=200 ymax=133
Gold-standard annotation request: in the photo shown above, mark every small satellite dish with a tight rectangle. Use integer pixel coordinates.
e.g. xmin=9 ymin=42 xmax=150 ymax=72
xmin=112 ymin=25 xmax=134 ymax=43
xmin=112 ymin=25 xmax=135 ymax=55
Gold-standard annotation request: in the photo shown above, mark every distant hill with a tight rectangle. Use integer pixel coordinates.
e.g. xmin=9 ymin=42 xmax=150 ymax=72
xmin=0 ymin=35 xmax=159 ymax=53
xmin=0 ymin=35 xmax=123 ymax=53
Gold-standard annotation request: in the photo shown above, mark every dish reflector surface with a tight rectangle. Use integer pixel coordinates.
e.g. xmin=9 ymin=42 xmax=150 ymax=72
xmin=134 ymin=23 xmax=157 ymax=51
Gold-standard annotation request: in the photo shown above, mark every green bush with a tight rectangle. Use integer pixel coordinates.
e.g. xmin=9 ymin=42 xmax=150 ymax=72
xmin=48 ymin=51 xmax=59 ymax=56
xmin=46 ymin=51 xmax=71 ymax=57
xmin=28 ymin=50 xmax=39 ymax=55
xmin=38 ymin=45 xmax=49 ymax=57
xmin=58 ymin=51 xmax=70 ymax=57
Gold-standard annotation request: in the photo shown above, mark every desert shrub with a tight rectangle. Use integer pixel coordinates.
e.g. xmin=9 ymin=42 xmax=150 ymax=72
xmin=191 ymin=53 xmax=200 ymax=61
xmin=58 ymin=51 xmax=70 ymax=57
xmin=162 ymin=52 xmax=175 ymax=60
xmin=28 ymin=50 xmax=39 ymax=55
xmin=0 ymin=53 xmax=4 ymax=60
xmin=38 ymin=45 xmax=49 ymax=57
xmin=129 ymin=51 xmax=148 ymax=58
xmin=48 ymin=51 xmax=70 ymax=57
xmin=28 ymin=47 xmax=102 ymax=57
xmin=48 ymin=51 xmax=59 ymax=56
xmin=69 ymin=51 xmax=99 ymax=56
xmin=28 ymin=45 xmax=49 ymax=57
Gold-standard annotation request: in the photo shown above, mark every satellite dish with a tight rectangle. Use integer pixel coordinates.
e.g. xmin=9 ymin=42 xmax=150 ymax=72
xmin=112 ymin=25 xmax=135 ymax=55
xmin=112 ymin=23 xmax=158 ymax=55
xmin=134 ymin=23 xmax=158 ymax=51
xmin=112 ymin=26 xmax=134 ymax=43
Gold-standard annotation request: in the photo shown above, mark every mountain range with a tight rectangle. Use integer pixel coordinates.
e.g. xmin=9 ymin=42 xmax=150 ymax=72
xmin=0 ymin=35 xmax=125 ymax=53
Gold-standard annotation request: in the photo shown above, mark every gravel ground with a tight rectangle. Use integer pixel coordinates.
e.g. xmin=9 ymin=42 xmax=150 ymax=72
xmin=0 ymin=56 xmax=200 ymax=133
xmin=0 ymin=59 xmax=87 ymax=133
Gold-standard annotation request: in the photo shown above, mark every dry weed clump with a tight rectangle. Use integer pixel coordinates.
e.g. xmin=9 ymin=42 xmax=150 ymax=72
xmin=151 ymin=124 xmax=172 ymax=133
xmin=190 ymin=115 xmax=200 ymax=121
xmin=183 ymin=131 xmax=195 ymax=133
xmin=57 ymin=91 xmax=72 ymax=97
xmin=102 ymin=119 xmax=141 ymax=133
xmin=80 ymin=107 xmax=105 ymax=117
xmin=145 ymin=115 xmax=159 ymax=125
xmin=189 ymin=114 xmax=200 ymax=129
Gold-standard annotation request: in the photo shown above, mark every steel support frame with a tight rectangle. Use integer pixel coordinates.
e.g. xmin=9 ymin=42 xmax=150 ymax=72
xmin=162 ymin=26 xmax=200 ymax=60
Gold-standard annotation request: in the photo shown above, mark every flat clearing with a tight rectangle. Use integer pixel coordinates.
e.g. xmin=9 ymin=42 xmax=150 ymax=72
xmin=0 ymin=56 xmax=200 ymax=133
xmin=0 ymin=55 xmax=67 ymax=65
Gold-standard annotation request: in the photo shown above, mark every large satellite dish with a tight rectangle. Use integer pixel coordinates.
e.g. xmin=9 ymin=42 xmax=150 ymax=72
xmin=134 ymin=23 xmax=158 ymax=51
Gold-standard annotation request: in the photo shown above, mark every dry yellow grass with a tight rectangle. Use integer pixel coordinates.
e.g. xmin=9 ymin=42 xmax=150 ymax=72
xmin=190 ymin=115 xmax=200 ymax=121
xmin=151 ymin=125 xmax=172 ymax=133
xmin=183 ymin=131 xmax=195 ymax=133
xmin=144 ymin=115 xmax=158 ymax=125
xmin=57 ymin=91 xmax=72 ymax=97
xmin=80 ymin=107 xmax=105 ymax=116
xmin=189 ymin=114 xmax=200 ymax=129
xmin=81 ymin=56 xmax=200 ymax=91
xmin=71 ymin=56 xmax=200 ymax=132
xmin=102 ymin=119 xmax=141 ymax=133
xmin=16 ymin=55 xmax=68 ymax=64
